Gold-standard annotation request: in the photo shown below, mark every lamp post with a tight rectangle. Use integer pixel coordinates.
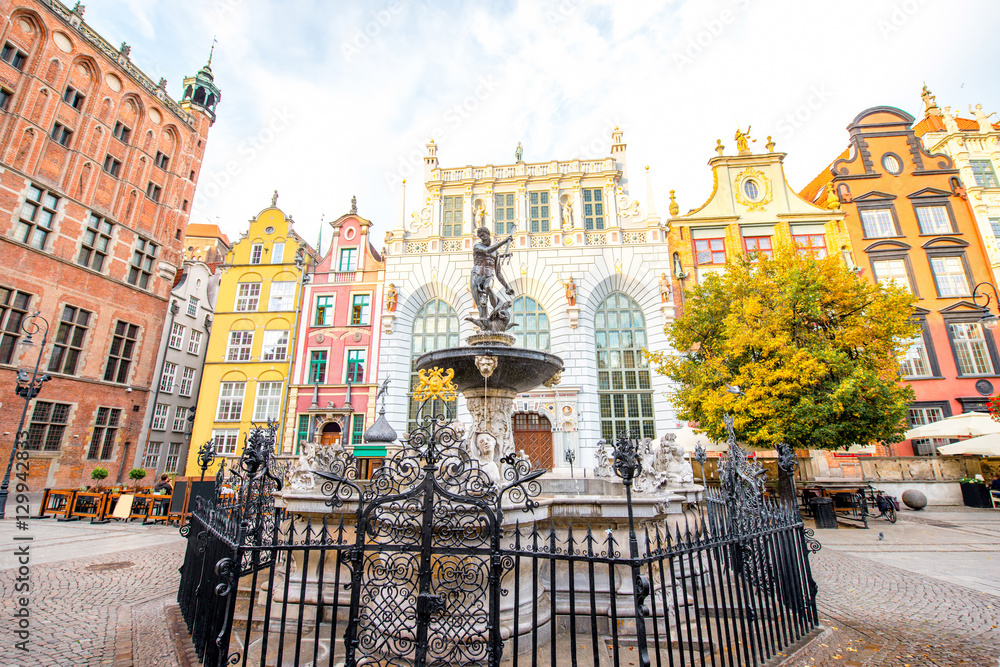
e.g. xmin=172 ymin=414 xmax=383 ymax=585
xmin=972 ymin=282 xmax=1000 ymax=331
xmin=0 ymin=312 xmax=51 ymax=519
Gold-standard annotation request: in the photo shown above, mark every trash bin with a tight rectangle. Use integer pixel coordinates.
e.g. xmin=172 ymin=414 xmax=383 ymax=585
xmin=811 ymin=497 xmax=838 ymax=529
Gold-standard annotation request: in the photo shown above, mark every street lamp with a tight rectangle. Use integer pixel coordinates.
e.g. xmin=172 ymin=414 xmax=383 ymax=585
xmin=0 ymin=312 xmax=51 ymax=519
xmin=972 ymin=282 xmax=1000 ymax=331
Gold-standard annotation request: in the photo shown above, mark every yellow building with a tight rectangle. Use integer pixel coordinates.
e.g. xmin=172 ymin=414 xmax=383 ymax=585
xmin=185 ymin=202 xmax=314 ymax=475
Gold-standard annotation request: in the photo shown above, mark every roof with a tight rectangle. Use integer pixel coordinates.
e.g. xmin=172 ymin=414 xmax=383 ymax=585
xmin=185 ymin=223 xmax=231 ymax=246
xmin=799 ymin=147 xmax=849 ymax=203
xmin=913 ymin=114 xmax=981 ymax=137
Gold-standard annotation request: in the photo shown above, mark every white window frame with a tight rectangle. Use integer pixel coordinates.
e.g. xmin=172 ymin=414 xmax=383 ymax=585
xmin=172 ymin=406 xmax=189 ymax=432
xmin=151 ymin=404 xmax=169 ymax=431
xmin=269 ymin=281 xmax=296 ymax=311
xmin=235 ymin=282 xmax=261 ymax=312
xmin=899 ymin=336 xmax=932 ymax=378
xmin=859 ymin=208 xmax=896 ymax=238
xmin=186 ymin=296 xmax=199 ymax=318
xmin=216 ymin=382 xmax=245 ymax=421
xmin=261 ymin=330 xmax=289 ymax=361
xmin=930 ymin=256 xmax=970 ymax=297
xmin=250 ymin=243 xmax=264 ymax=264
xmin=226 ymin=330 xmax=254 ymax=362
xmin=178 ymin=366 xmax=196 ymax=397
xmin=271 ymin=241 xmax=285 ymax=264
xmin=187 ymin=330 xmax=203 ymax=355
xmin=212 ymin=429 xmax=240 ymax=455
xmin=915 ymin=206 xmax=952 ymax=234
xmin=871 ymin=259 xmax=911 ymax=291
xmin=253 ymin=381 xmax=283 ymax=421
xmin=142 ymin=441 xmax=162 ymax=468
xmin=159 ymin=362 xmax=177 ymax=393
xmin=950 ymin=322 xmax=994 ymax=376
xmin=164 ymin=442 xmax=182 ymax=473
xmin=168 ymin=322 xmax=185 ymax=350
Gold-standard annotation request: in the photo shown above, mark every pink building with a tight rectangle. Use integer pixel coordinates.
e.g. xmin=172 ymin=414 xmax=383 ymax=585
xmin=284 ymin=204 xmax=386 ymax=471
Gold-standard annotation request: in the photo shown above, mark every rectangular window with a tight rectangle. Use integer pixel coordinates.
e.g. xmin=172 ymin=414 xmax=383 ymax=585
xmin=253 ymin=381 xmax=283 ymax=421
xmin=186 ymin=296 xmax=199 ymax=318
xmin=216 ymin=382 xmax=245 ymax=421
xmin=529 ymin=192 xmax=550 ymax=233
xmin=268 ymin=281 xmax=295 ymax=310
xmin=0 ymin=87 xmax=12 ymax=111
xmin=127 ymin=237 xmax=158 ymax=289
xmin=212 ymin=429 xmax=239 ymax=456
xmin=915 ymin=206 xmax=952 ymax=234
xmin=77 ymin=214 xmax=113 ymax=272
xmin=494 ymin=193 xmax=515 ymax=234
xmin=1 ymin=43 xmax=27 ymax=70
xmin=17 ymin=185 xmax=59 ymax=250
xmin=346 ymin=349 xmax=366 ymax=383
xmin=249 ymin=243 xmax=263 ymax=264
xmin=930 ymin=256 xmax=970 ymax=296
xmin=172 ymin=406 xmax=189 ymax=432
xmin=159 ymin=362 xmax=177 ymax=393
xmin=178 ymin=366 xmax=196 ymax=397
xmin=63 ymin=85 xmax=85 ymax=110
xmin=187 ymin=330 xmax=203 ymax=355
xmin=351 ymin=413 xmax=365 ymax=446
xmin=151 ymin=403 xmax=169 ymax=430
xmin=145 ymin=182 xmax=162 ymax=203
xmin=87 ymin=407 xmax=121 ymax=459
xmin=338 ymin=248 xmax=357 ymax=272
xmin=24 ymin=401 xmax=70 ymax=452
xmin=743 ymin=236 xmax=773 ymax=259
xmin=793 ymin=234 xmax=828 ymax=259
xmin=991 ymin=218 xmax=1000 ymax=238
xmin=315 ymin=295 xmax=334 ymax=326
xmin=226 ymin=331 xmax=253 ymax=362
xmin=168 ymin=322 xmax=185 ymax=350
xmin=164 ymin=443 xmax=182 ymax=473
xmin=871 ymin=259 xmax=911 ymax=291
xmin=583 ymin=189 xmax=605 ymax=230
xmin=0 ymin=287 xmax=31 ymax=364
xmin=350 ymin=294 xmax=370 ymax=325
xmin=103 ymin=320 xmax=139 ymax=383
xmin=103 ymin=154 xmax=121 ymax=177
xmin=859 ymin=208 xmax=896 ymax=238
xmin=51 ymin=122 xmax=72 ymax=147
xmin=694 ymin=238 xmax=726 ymax=265
xmin=970 ymin=159 xmax=999 ymax=188
xmin=154 ymin=150 xmax=169 ymax=170
xmin=113 ymin=121 xmax=131 ymax=143
xmin=271 ymin=241 xmax=285 ymax=264
xmin=142 ymin=441 xmax=161 ymax=468
xmin=908 ymin=406 xmax=945 ymax=428
xmin=442 ymin=195 xmax=463 ymax=237
xmin=950 ymin=322 xmax=994 ymax=375
xmin=309 ymin=350 xmax=327 ymax=384
xmin=900 ymin=336 xmax=933 ymax=378
xmin=261 ymin=330 xmax=289 ymax=361
xmin=48 ymin=305 xmax=91 ymax=375
xmin=235 ymin=282 xmax=261 ymax=311
xmin=297 ymin=414 xmax=310 ymax=453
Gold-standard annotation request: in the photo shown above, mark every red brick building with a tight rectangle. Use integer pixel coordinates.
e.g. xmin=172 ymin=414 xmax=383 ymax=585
xmin=0 ymin=0 xmax=218 ymax=489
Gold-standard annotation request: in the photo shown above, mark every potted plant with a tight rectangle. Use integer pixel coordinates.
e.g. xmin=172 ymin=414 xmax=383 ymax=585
xmin=959 ymin=476 xmax=991 ymax=508
xmin=128 ymin=468 xmax=147 ymax=490
xmin=90 ymin=467 xmax=109 ymax=490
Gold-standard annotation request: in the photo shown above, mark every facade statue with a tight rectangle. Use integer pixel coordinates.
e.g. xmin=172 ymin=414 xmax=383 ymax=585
xmin=970 ymin=104 xmax=996 ymax=133
xmin=474 ymin=202 xmax=486 ymax=228
xmin=466 ymin=227 xmax=515 ymax=331
xmin=735 ymin=126 xmax=753 ymax=155
xmin=561 ymin=200 xmax=574 ymax=231
xmin=825 ymin=183 xmax=841 ymax=211
xmin=659 ymin=273 xmax=670 ymax=303
xmin=562 ymin=276 xmax=577 ymax=306
xmin=385 ymin=283 xmax=398 ymax=312
xmin=942 ymin=107 xmax=959 ymax=134
xmin=515 ymin=141 xmax=523 ymax=163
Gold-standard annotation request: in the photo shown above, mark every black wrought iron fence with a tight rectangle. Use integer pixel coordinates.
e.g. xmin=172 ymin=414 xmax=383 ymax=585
xmin=177 ymin=418 xmax=820 ymax=667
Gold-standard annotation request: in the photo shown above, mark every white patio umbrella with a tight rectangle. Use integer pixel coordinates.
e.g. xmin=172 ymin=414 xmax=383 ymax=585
xmin=937 ymin=433 xmax=1000 ymax=456
xmin=904 ymin=411 xmax=1000 ymax=440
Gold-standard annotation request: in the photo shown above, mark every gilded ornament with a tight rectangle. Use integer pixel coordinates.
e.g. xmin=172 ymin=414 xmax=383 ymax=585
xmin=413 ymin=367 xmax=457 ymax=402
xmin=732 ymin=167 xmax=773 ymax=213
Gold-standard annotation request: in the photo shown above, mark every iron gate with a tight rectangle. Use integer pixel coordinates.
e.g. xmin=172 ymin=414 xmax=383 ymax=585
xmin=177 ymin=418 xmax=819 ymax=667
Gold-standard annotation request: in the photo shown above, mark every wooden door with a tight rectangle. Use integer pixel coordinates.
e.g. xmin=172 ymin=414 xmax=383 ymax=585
xmin=512 ymin=412 xmax=553 ymax=469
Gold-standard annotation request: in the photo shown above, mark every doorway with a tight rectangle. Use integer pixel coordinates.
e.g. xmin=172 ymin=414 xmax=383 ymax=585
xmin=320 ymin=422 xmax=342 ymax=447
xmin=512 ymin=412 xmax=553 ymax=469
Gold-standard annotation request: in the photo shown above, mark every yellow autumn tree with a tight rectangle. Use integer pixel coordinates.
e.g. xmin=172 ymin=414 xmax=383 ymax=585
xmin=647 ymin=243 xmax=917 ymax=458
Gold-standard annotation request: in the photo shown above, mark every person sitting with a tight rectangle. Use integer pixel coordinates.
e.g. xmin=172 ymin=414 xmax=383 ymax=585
xmin=990 ymin=475 xmax=1000 ymax=509
xmin=152 ymin=474 xmax=173 ymax=495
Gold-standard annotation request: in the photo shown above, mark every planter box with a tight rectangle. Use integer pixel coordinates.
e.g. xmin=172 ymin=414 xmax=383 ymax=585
xmin=960 ymin=482 xmax=991 ymax=508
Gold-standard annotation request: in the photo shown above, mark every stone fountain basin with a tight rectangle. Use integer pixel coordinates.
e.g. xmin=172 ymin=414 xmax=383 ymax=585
xmin=416 ymin=346 xmax=563 ymax=394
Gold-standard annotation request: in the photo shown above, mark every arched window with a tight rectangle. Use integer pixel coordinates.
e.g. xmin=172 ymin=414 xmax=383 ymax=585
xmin=409 ymin=299 xmax=460 ymax=430
xmin=595 ymin=292 xmax=654 ymax=441
xmin=512 ymin=296 xmax=549 ymax=351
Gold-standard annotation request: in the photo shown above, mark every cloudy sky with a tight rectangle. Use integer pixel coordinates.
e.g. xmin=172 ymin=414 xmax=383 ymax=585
xmin=81 ymin=0 xmax=1000 ymax=250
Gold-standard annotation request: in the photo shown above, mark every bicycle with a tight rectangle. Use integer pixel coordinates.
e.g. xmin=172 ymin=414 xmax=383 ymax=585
xmin=867 ymin=487 xmax=898 ymax=523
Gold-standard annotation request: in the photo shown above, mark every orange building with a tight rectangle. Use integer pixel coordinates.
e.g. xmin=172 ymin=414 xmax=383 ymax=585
xmin=801 ymin=107 xmax=998 ymax=456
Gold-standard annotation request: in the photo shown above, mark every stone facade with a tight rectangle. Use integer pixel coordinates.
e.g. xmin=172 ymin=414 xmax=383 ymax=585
xmin=378 ymin=130 xmax=680 ymax=470
xmin=0 ymin=0 xmax=216 ymax=488
xmin=133 ymin=260 xmax=219 ymax=477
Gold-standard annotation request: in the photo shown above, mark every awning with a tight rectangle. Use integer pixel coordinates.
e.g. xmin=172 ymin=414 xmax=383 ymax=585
xmin=937 ymin=433 xmax=1000 ymax=456
xmin=904 ymin=411 xmax=999 ymax=440
xmin=352 ymin=446 xmax=387 ymax=458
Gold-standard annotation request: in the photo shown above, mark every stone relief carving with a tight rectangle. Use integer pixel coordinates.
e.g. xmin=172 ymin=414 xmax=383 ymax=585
xmin=287 ymin=442 xmax=352 ymax=491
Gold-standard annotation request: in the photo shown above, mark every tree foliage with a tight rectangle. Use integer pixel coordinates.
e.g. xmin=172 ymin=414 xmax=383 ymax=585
xmin=646 ymin=244 xmax=917 ymax=450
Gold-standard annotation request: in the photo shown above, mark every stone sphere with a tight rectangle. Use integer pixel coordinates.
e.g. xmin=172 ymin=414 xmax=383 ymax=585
xmin=901 ymin=489 xmax=927 ymax=510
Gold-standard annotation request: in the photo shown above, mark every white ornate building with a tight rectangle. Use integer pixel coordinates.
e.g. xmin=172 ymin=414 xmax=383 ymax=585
xmin=378 ymin=130 xmax=681 ymax=469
